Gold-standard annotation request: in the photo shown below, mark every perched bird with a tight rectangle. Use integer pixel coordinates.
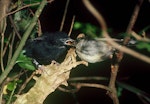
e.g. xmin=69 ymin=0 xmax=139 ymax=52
xmin=75 ymin=36 xmax=113 ymax=63
xmin=75 ymin=34 xmax=136 ymax=63
xmin=23 ymin=31 xmax=75 ymax=67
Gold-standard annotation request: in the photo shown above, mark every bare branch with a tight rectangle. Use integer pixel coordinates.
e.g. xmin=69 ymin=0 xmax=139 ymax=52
xmin=68 ymin=15 xmax=76 ymax=36
xmin=71 ymin=83 xmax=112 ymax=92
xmin=59 ymin=0 xmax=70 ymax=31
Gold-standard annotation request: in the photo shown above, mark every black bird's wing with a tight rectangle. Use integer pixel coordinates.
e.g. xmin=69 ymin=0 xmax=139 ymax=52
xmin=31 ymin=41 xmax=67 ymax=65
xmin=23 ymin=36 xmax=45 ymax=58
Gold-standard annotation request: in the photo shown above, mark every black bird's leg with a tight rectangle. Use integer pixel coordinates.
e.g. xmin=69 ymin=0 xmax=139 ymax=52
xmin=33 ymin=59 xmax=46 ymax=74
xmin=33 ymin=59 xmax=42 ymax=69
xmin=33 ymin=59 xmax=54 ymax=75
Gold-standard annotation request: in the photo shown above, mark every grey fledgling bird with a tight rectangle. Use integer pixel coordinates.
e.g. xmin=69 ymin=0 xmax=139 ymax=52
xmin=75 ymin=34 xmax=135 ymax=63
xmin=75 ymin=36 xmax=114 ymax=63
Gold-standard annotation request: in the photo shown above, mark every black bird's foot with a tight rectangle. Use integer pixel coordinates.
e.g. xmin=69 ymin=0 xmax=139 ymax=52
xmin=35 ymin=65 xmax=45 ymax=74
xmin=33 ymin=59 xmax=46 ymax=74
xmin=33 ymin=59 xmax=41 ymax=68
xmin=35 ymin=65 xmax=50 ymax=75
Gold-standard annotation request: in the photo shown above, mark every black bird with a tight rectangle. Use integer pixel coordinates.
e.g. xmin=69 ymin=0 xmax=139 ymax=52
xmin=75 ymin=34 xmax=136 ymax=63
xmin=23 ymin=32 xmax=75 ymax=66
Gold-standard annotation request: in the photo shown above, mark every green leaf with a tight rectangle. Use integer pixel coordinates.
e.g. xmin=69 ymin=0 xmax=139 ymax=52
xmin=7 ymin=82 xmax=16 ymax=91
xmin=16 ymin=51 xmax=36 ymax=70
xmin=117 ymin=86 xmax=123 ymax=97
xmin=136 ymin=42 xmax=150 ymax=52
xmin=23 ymin=0 xmax=42 ymax=9
xmin=73 ymin=21 xmax=83 ymax=29
xmin=16 ymin=79 xmax=22 ymax=83
xmin=4 ymin=37 xmax=8 ymax=43
xmin=24 ymin=0 xmax=42 ymax=4
xmin=14 ymin=10 xmax=32 ymax=32
xmin=18 ymin=62 xmax=36 ymax=71
xmin=139 ymin=25 xmax=150 ymax=35
xmin=73 ymin=22 xmax=104 ymax=38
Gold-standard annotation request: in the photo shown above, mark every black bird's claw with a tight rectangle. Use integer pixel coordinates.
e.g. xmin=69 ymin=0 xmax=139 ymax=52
xmin=33 ymin=59 xmax=41 ymax=68
xmin=33 ymin=59 xmax=45 ymax=74
xmin=35 ymin=65 xmax=45 ymax=74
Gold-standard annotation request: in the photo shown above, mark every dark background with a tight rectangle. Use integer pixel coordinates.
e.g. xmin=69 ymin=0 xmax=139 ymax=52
xmin=38 ymin=0 xmax=150 ymax=104
xmin=40 ymin=0 xmax=150 ymax=33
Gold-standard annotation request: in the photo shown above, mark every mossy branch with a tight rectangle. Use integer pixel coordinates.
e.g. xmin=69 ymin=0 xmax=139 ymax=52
xmin=0 ymin=0 xmax=48 ymax=85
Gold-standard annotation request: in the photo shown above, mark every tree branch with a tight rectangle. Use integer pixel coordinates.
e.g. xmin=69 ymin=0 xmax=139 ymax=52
xmin=14 ymin=48 xmax=87 ymax=104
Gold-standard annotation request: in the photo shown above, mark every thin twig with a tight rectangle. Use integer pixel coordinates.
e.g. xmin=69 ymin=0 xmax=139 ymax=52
xmin=59 ymin=0 xmax=70 ymax=31
xmin=131 ymin=31 xmax=150 ymax=42
xmin=17 ymin=72 xmax=36 ymax=95
xmin=28 ymin=8 xmax=42 ymax=36
xmin=107 ymin=64 xmax=119 ymax=104
xmin=1 ymin=70 xmax=27 ymax=86
xmin=68 ymin=15 xmax=75 ymax=36
xmin=69 ymin=76 xmax=108 ymax=82
xmin=8 ymin=15 xmax=21 ymax=40
xmin=58 ymin=86 xmax=78 ymax=93
xmin=1 ymin=33 xmax=5 ymax=72
xmin=2 ymin=35 xmax=12 ymax=57
xmin=0 ymin=2 xmax=40 ymax=22
xmin=59 ymin=76 xmax=108 ymax=93
xmin=7 ymin=32 xmax=15 ymax=65
xmin=126 ymin=0 xmax=144 ymax=34
xmin=71 ymin=83 xmax=112 ymax=92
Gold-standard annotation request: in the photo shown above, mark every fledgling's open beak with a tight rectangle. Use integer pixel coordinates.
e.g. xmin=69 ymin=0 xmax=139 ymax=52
xmin=65 ymin=38 xmax=76 ymax=46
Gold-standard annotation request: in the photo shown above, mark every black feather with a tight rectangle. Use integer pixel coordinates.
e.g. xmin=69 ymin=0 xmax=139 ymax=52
xmin=23 ymin=32 xmax=74 ymax=65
